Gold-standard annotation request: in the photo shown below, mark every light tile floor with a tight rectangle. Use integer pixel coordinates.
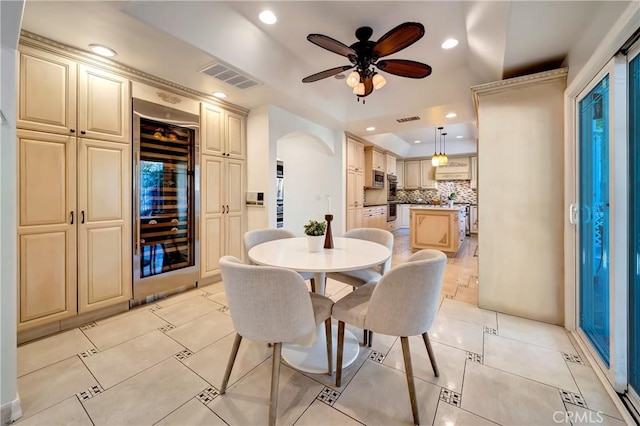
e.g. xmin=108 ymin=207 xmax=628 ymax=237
xmin=15 ymin=231 xmax=628 ymax=425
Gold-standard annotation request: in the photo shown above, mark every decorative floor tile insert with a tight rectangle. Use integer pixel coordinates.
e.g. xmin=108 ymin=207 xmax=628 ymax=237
xmin=317 ymin=386 xmax=341 ymax=407
xmin=148 ymin=304 xmax=163 ymax=312
xmin=196 ymin=386 xmax=219 ymax=404
xmin=466 ymin=352 xmax=483 ymax=364
xmin=483 ymin=326 xmax=498 ymax=335
xmin=560 ymin=389 xmax=587 ymax=408
xmin=200 ymin=291 xmax=212 ymax=298
xmin=174 ymin=349 xmax=194 ymax=361
xmin=79 ymin=348 xmax=99 ymax=358
xmin=80 ymin=322 xmax=97 ymax=331
xmin=562 ymin=352 xmax=585 ymax=365
xmin=439 ymin=388 xmax=462 ymax=407
xmin=368 ymin=350 xmax=386 ymax=363
xmin=445 ymin=294 xmax=455 ymax=299
xmin=216 ymin=306 xmax=229 ymax=314
xmin=158 ymin=324 xmax=176 ymax=333
xmin=76 ymin=384 xmax=104 ymax=401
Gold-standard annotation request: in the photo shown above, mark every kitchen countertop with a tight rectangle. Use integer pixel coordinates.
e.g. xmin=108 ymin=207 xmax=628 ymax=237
xmin=363 ymin=204 xmax=387 ymax=207
xmin=409 ymin=205 xmax=465 ymax=211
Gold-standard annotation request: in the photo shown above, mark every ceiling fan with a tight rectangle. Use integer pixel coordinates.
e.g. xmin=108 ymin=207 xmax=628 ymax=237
xmin=302 ymin=22 xmax=432 ymax=102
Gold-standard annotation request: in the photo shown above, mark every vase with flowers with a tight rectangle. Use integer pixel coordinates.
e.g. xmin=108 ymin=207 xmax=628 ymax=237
xmin=303 ymin=220 xmax=327 ymax=252
xmin=447 ymin=192 xmax=456 ymax=208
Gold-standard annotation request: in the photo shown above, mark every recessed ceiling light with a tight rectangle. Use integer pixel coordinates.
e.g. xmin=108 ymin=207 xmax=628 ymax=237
xmin=414 ymin=140 xmax=421 ymax=144
xmin=213 ymin=92 xmax=227 ymax=99
xmin=441 ymin=39 xmax=459 ymax=49
xmin=89 ymin=44 xmax=116 ymax=57
xmin=456 ymin=135 xmax=463 ymax=139
xmin=445 ymin=112 xmax=457 ymax=118
xmin=366 ymin=126 xmax=375 ymax=131
xmin=259 ymin=10 xmax=277 ymax=24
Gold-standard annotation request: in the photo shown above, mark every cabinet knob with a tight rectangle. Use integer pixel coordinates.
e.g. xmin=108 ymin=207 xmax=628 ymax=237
xmin=80 ymin=130 xmax=86 ymax=135
xmin=70 ymin=129 xmax=75 ymax=133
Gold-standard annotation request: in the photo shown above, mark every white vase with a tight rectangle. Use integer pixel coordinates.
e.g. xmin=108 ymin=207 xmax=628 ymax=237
xmin=448 ymin=200 xmax=454 ymax=208
xmin=307 ymin=235 xmax=325 ymax=252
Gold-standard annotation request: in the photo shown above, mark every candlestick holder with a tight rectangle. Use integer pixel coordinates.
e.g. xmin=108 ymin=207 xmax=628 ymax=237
xmin=324 ymin=214 xmax=334 ymax=249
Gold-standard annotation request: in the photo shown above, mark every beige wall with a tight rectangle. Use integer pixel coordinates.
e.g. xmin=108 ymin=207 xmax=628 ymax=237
xmin=474 ymin=70 xmax=566 ymax=325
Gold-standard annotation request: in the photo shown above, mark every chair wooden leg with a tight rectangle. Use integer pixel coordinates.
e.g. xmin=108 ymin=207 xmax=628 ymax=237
xmin=324 ymin=318 xmax=333 ymax=376
xmin=422 ymin=332 xmax=439 ymax=377
xmin=401 ymin=337 xmax=420 ymax=426
xmin=363 ymin=329 xmax=368 ymax=346
xmin=310 ymin=278 xmax=316 ymax=293
xmin=220 ymin=333 xmax=242 ymax=394
xmin=368 ymin=330 xmax=373 ymax=348
xmin=336 ymin=321 xmax=345 ymax=387
xmin=269 ymin=342 xmax=282 ymax=426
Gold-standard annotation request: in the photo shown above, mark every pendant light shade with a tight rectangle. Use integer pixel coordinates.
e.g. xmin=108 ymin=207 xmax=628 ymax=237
xmin=432 ymin=127 xmax=440 ymax=166
xmin=440 ymin=132 xmax=449 ymax=165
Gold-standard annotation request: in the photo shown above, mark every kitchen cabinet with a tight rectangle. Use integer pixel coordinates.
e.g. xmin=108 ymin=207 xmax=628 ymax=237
xmin=386 ymin=153 xmax=397 ymax=176
xmin=420 ymin=160 xmax=438 ymax=189
xmin=396 ymin=161 xmax=404 ymax=188
xmin=410 ymin=207 xmax=465 ymax=254
xmin=18 ymin=46 xmax=130 ymax=144
xmin=470 ymin=156 xmax=478 ymax=189
xmin=470 ymin=205 xmax=478 ymax=233
xmin=363 ymin=205 xmax=387 ymax=229
xmin=399 ymin=204 xmax=411 ymax=228
xmin=346 ymin=136 xmax=365 ymax=230
xmin=404 ymin=161 xmax=421 ymax=189
xmin=365 ymin=147 xmax=385 ymax=172
xmin=201 ymin=102 xmax=246 ymax=159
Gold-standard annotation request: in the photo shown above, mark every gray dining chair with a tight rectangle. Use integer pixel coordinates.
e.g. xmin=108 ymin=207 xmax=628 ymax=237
xmin=218 ymin=256 xmax=334 ymax=426
xmin=331 ymin=249 xmax=447 ymax=426
xmin=244 ymin=228 xmax=317 ymax=292
xmin=326 ymin=227 xmax=393 ymax=346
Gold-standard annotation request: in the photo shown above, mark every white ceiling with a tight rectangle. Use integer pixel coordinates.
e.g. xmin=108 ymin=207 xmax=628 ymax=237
xmin=20 ymin=0 xmax=625 ymax=158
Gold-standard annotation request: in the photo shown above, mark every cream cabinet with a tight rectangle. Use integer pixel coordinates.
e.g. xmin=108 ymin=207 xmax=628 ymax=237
xmin=470 ymin=156 xmax=478 ymax=189
xmin=386 ymin=154 xmax=397 ymax=176
xmin=470 ymin=205 xmax=478 ymax=233
xmin=363 ymin=206 xmax=387 ymax=229
xmin=17 ymin=130 xmax=132 ymax=330
xmin=201 ymin=102 xmax=246 ymax=159
xmin=346 ymin=137 xmax=364 ymax=172
xmin=410 ymin=208 xmax=464 ymax=254
xmin=365 ymin=147 xmax=385 ymax=172
xmin=399 ymin=204 xmax=411 ymax=228
xmin=346 ymin=136 xmax=365 ymax=230
xmin=396 ymin=161 xmax=404 ymax=188
xmin=420 ymin=160 xmax=438 ymax=189
xmin=404 ymin=161 xmax=421 ymax=189
xmin=18 ymin=46 xmax=130 ymax=144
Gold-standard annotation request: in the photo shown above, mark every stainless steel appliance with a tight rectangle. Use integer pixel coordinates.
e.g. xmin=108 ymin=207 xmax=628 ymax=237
xmin=276 ymin=160 xmax=284 ymax=228
xmin=371 ymin=169 xmax=385 ymax=188
xmin=133 ymin=99 xmax=199 ymax=301
xmin=387 ymin=201 xmax=397 ymax=222
xmin=387 ymin=174 xmax=397 ymax=201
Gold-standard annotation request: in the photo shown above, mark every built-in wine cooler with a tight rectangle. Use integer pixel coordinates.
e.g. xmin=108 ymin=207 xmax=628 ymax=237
xmin=133 ymin=99 xmax=199 ymax=301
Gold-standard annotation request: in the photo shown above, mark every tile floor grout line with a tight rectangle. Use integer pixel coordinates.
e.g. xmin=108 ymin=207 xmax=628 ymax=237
xmin=152 ymin=397 xmax=195 ymax=425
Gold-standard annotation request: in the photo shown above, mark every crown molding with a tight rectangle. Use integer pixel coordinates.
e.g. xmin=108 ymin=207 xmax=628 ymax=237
xmin=19 ymin=30 xmax=249 ymax=116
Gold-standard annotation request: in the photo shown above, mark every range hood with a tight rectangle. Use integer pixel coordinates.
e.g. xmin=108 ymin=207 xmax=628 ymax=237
xmin=435 ymin=157 xmax=470 ymax=180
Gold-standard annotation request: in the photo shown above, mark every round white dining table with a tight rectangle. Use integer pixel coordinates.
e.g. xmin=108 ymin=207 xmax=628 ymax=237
xmin=248 ymin=236 xmax=391 ymax=374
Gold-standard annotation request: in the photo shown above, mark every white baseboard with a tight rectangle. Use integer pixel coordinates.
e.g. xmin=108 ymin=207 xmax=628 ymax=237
xmin=1 ymin=395 xmax=22 ymax=425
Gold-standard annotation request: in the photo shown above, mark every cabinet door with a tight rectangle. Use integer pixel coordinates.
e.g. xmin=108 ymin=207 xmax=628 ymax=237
xmin=346 ymin=169 xmax=356 ymax=208
xmin=404 ymin=161 xmax=421 ymax=189
xmin=470 ymin=206 xmax=478 ymax=233
xmin=18 ymin=48 xmax=77 ymax=135
xmin=78 ymin=65 xmax=130 ymax=144
xmin=373 ymin=150 xmax=385 ymax=171
xmin=420 ymin=160 xmax=438 ymax=189
xmin=201 ymin=103 xmax=225 ymax=157
xmin=386 ymin=154 xmax=396 ymax=175
xmin=355 ymin=141 xmax=365 ymax=172
xmin=470 ymin=156 xmax=478 ymax=189
xmin=17 ymin=131 xmax=77 ymax=328
xmin=397 ymin=162 xmax=404 ymax=188
xmin=355 ymin=206 xmax=364 ymax=228
xmin=346 ymin=138 xmax=357 ymax=170
xmin=226 ymin=111 xmax=246 ymax=159
xmin=225 ymin=159 xmax=245 ymax=259
xmin=411 ymin=212 xmax=452 ymax=250
xmin=77 ymin=139 xmax=131 ymax=312
xmin=201 ymin=155 xmax=225 ymax=278
xmin=355 ymin=172 xmax=364 ymax=207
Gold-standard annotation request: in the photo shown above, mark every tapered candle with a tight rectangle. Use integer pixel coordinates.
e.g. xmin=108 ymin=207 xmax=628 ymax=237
xmin=327 ymin=195 xmax=331 ymax=214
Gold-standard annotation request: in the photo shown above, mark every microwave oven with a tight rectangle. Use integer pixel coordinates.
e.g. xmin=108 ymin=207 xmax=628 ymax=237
xmin=371 ymin=170 xmax=385 ymax=188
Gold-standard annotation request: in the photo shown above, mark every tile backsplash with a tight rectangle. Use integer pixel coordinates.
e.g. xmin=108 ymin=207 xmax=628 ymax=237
xmin=398 ymin=180 xmax=477 ymax=204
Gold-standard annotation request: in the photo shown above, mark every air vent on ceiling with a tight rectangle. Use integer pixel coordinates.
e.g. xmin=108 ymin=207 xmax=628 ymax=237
xmin=199 ymin=60 xmax=261 ymax=90
xmin=396 ymin=116 xmax=421 ymax=123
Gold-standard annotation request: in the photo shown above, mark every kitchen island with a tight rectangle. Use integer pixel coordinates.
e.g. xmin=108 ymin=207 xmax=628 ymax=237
xmin=409 ymin=206 xmax=466 ymax=254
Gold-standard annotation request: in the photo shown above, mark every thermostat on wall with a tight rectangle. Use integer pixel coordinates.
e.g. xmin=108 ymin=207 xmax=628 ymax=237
xmin=246 ymin=192 xmax=264 ymax=206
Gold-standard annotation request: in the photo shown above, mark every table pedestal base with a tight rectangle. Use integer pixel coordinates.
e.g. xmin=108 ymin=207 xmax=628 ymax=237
xmin=282 ymin=324 xmax=360 ymax=374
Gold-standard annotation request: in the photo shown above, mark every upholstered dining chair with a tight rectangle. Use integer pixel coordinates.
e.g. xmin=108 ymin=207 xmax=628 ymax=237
xmin=331 ymin=249 xmax=447 ymax=426
xmin=244 ymin=228 xmax=317 ymax=292
xmin=218 ymin=256 xmax=334 ymax=426
xmin=326 ymin=227 xmax=393 ymax=346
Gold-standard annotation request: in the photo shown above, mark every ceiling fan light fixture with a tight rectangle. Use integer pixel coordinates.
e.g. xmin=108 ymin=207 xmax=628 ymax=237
xmin=346 ymin=71 xmax=360 ymax=88
xmin=259 ymin=10 xmax=277 ymax=24
xmin=354 ymin=83 xmax=365 ymax=96
xmin=372 ymin=73 xmax=387 ymax=90
xmin=441 ymin=38 xmax=459 ymax=49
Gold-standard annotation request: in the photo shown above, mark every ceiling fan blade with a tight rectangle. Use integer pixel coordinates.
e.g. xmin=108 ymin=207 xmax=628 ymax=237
xmin=373 ymin=22 xmax=425 ymax=58
xmin=307 ymin=34 xmax=356 ymax=57
xmin=302 ymin=65 xmax=353 ymax=83
xmin=377 ymin=59 xmax=432 ymax=78
xmin=357 ymin=76 xmax=374 ymax=97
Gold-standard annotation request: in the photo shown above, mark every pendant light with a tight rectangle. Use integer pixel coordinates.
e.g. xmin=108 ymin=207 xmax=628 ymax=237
xmin=441 ymin=132 xmax=449 ymax=165
xmin=431 ymin=126 xmax=440 ymax=166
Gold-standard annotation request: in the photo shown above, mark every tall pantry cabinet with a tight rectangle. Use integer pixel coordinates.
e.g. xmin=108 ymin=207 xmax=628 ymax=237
xmin=17 ymin=45 xmax=131 ymax=330
xmin=199 ymin=102 xmax=246 ymax=280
